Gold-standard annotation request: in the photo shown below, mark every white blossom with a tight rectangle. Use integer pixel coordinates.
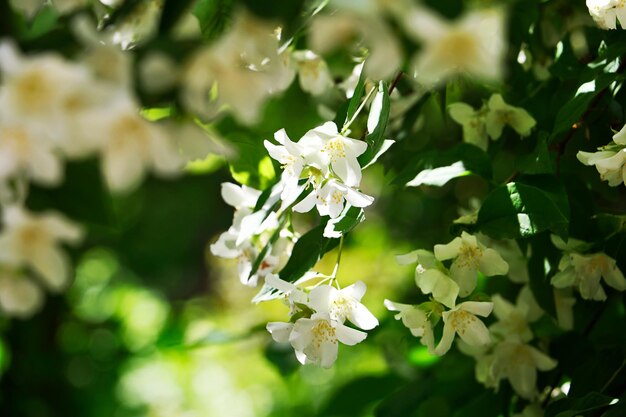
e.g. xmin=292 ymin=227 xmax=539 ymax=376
xmin=88 ymin=96 xmax=183 ymax=192
xmin=489 ymin=295 xmax=534 ymax=343
xmin=307 ymin=281 xmax=378 ymax=330
xmin=586 ymin=0 xmax=626 ymax=30
xmin=434 ymin=301 xmax=493 ymax=356
xmin=384 ymin=299 xmax=435 ymax=352
xmin=551 ymin=251 xmax=626 ymax=301
xmin=485 ymin=94 xmax=536 ymax=140
xmin=0 ymin=206 xmax=83 ymax=291
xmin=488 ymin=341 xmax=557 ymax=400
xmin=434 ymin=232 xmax=509 ymax=297
xmin=448 ymin=103 xmax=489 ymax=150
xmin=577 ymin=124 xmax=626 ymax=187
xmin=267 ymin=314 xmax=367 ymax=368
xmin=182 ymin=9 xmax=294 ymax=124
xmin=292 ymin=50 xmax=334 ymax=96
xmin=293 ymin=179 xmax=374 ymax=219
xmin=300 ymin=122 xmax=368 ymax=187
xmin=402 ymin=7 xmax=505 ymax=86
xmin=0 ymin=270 xmax=43 ymax=318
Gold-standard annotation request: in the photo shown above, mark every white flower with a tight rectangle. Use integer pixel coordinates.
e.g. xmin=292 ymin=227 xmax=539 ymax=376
xmin=485 ymin=94 xmax=536 ymax=140
xmin=384 ymin=299 xmax=435 ymax=351
xmin=434 ymin=232 xmax=509 ymax=297
xmin=551 ymin=252 xmax=626 ymax=301
xmin=220 ymin=182 xmax=262 ymax=210
xmin=0 ymin=270 xmax=43 ymax=318
xmin=309 ymin=12 xmax=402 ymax=80
xmin=587 ymin=0 xmax=626 ymax=30
xmin=182 ymin=9 xmax=293 ymax=124
xmin=448 ymin=103 xmax=489 ymax=150
xmin=489 ymin=341 xmax=557 ymax=400
xmin=264 ymin=129 xmax=311 ymax=201
xmin=577 ymin=124 xmax=626 ymax=187
xmin=292 ymin=50 xmax=334 ymax=96
xmin=293 ymin=179 xmax=374 ymax=219
xmin=403 ymin=7 xmax=505 ymax=86
xmin=307 ymin=281 xmax=378 ymax=330
xmin=90 ymin=97 xmax=183 ymax=192
xmin=405 ymin=250 xmax=459 ymax=308
xmin=300 ymin=122 xmax=368 ymax=187
xmin=489 ymin=295 xmax=534 ymax=343
xmin=434 ymin=301 xmax=493 ymax=356
xmin=0 ymin=206 xmax=83 ymax=291
xmin=0 ymin=123 xmax=63 ymax=186
xmin=267 ymin=313 xmax=368 ymax=368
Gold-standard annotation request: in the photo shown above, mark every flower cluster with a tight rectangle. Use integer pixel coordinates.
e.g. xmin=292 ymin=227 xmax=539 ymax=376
xmin=265 ymin=122 xmax=375 ymax=220
xmin=551 ymin=236 xmax=626 ymax=301
xmin=448 ymin=94 xmax=536 ymax=150
xmin=461 ymin=293 xmax=557 ymax=401
xmin=266 ymin=274 xmax=377 ymax=368
xmin=577 ymin=124 xmax=626 ymax=187
xmin=386 ymin=232 xmax=509 ymax=356
xmin=586 ymin=0 xmax=626 ymax=30
xmin=210 ymin=182 xmax=297 ymax=287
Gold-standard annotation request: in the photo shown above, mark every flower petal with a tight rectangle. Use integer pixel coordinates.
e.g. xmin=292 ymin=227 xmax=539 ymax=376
xmin=478 ymin=248 xmax=509 ymax=276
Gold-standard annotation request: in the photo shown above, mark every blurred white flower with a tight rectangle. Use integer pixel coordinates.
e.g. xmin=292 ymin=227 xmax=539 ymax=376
xmin=489 ymin=341 xmax=557 ymax=400
xmin=89 ymin=97 xmax=183 ymax=192
xmin=0 ymin=123 xmax=63 ymax=186
xmin=551 ymin=251 xmax=626 ymax=301
xmin=0 ymin=206 xmax=83 ymax=291
xmin=182 ymin=9 xmax=294 ymax=124
xmin=292 ymin=50 xmax=334 ymax=96
xmin=587 ymin=0 xmax=626 ymax=30
xmin=0 ymin=270 xmax=43 ymax=318
xmin=434 ymin=232 xmax=509 ymax=297
xmin=309 ymin=11 xmax=402 ymax=80
xmin=403 ymin=7 xmax=505 ymax=86
xmin=489 ymin=294 xmax=534 ymax=343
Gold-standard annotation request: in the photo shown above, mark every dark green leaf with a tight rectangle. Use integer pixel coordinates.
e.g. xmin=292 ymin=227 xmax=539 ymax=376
xmin=193 ymin=0 xmax=234 ymax=41
xmin=321 ymin=375 xmax=404 ymax=417
xmin=279 ymin=224 xmax=339 ymax=282
xmin=476 ymin=175 xmax=570 ymax=240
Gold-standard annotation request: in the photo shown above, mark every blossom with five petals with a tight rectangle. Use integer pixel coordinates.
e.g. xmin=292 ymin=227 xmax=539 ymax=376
xmin=434 ymin=232 xmax=509 ymax=297
xmin=293 ymin=179 xmax=374 ymax=219
xmin=434 ymin=301 xmax=493 ymax=355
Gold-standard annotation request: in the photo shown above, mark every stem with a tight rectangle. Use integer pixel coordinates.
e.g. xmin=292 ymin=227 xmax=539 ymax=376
xmin=388 ymin=71 xmax=404 ymax=95
xmin=342 ymin=86 xmax=376 ymax=135
xmin=330 ymin=235 xmax=345 ymax=288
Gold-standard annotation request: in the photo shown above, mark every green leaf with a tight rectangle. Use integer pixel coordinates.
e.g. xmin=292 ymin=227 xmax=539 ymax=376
xmin=476 ymin=175 xmax=570 ymax=240
xmin=159 ymin=0 xmax=196 ymax=34
xmin=397 ymin=143 xmax=491 ymax=187
xmin=321 ymin=375 xmax=404 ymax=417
xmin=516 ymin=132 xmax=555 ymax=175
xmin=323 ymin=206 xmax=365 ymax=238
xmin=545 ymin=392 xmax=615 ymax=417
xmin=193 ymin=0 xmax=234 ymax=41
xmin=279 ymin=224 xmax=339 ymax=282
xmin=527 ymin=234 xmax=558 ymax=318
xmin=550 ymin=72 xmax=617 ymax=142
